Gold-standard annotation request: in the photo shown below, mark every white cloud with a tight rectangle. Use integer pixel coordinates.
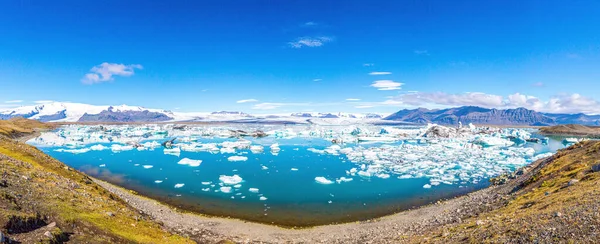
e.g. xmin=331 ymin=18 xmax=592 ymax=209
xmin=313 ymin=78 xmax=322 ymax=82
xmin=363 ymin=63 xmax=374 ymax=67
xmin=236 ymin=99 xmax=259 ymax=104
xmin=302 ymin=21 xmax=318 ymax=27
xmin=346 ymin=98 xmax=361 ymax=101
xmin=34 ymin=100 xmax=55 ymax=104
xmin=368 ymin=72 xmax=392 ymax=75
xmin=396 ymin=92 xmax=504 ymax=107
xmin=4 ymin=100 xmax=23 ymax=103
xmin=532 ymin=82 xmax=544 ymax=87
xmin=370 ymin=80 xmax=404 ymax=90
xmin=414 ymin=50 xmax=429 ymax=55
xmin=355 ymin=105 xmax=374 ymax=109
xmin=82 ymin=62 xmax=143 ymax=84
xmin=252 ymin=103 xmax=286 ymax=110
xmin=288 ymin=36 xmax=333 ymax=48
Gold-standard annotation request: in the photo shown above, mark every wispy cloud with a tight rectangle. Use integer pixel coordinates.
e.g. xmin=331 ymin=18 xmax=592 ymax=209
xmin=288 ymin=36 xmax=333 ymax=48
xmin=34 ymin=100 xmax=55 ymax=104
xmin=355 ymin=105 xmax=374 ymax=109
xmin=414 ymin=50 xmax=429 ymax=55
xmin=313 ymin=78 xmax=322 ymax=82
xmin=370 ymin=80 xmax=403 ymax=90
xmin=236 ymin=99 xmax=259 ymax=104
xmin=301 ymin=21 xmax=318 ymax=27
xmin=532 ymin=82 xmax=544 ymax=87
xmin=4 ymin=100 xmax=23 ymax=103
xmin=363 ymin=63 xmax=374 ymax=67
xmin=368 ymin=71 xmax=392 ymax=76
xmin=346 ymin=98 xmax=361 ymax=101
xmin=82 ymin=62 xmax=143 ymax=84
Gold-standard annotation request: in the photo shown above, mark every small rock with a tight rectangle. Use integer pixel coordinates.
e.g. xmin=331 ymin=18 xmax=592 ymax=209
xmin=106 ymin=212 xmax=115 ymax=217
xmin=476 ymin=220 xmax=485 ymax=226
xmin=0 ymin=231 xmax=5 ymax=242
xmin=43 ymin=231 xmax=53 ymax=238
xmin=568 ymin=179 xmax=579 ymax=186
xmin=554 ymin=212 xmax=562 ymax=217
xmin=592 ymin=164 xmax=600 ymax=172
xmin=47 ymin=222 xmax=56 ymax=228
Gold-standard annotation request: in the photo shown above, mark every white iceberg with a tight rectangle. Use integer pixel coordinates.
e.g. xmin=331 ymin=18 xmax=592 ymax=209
xmin=178 ymin=158 xmax=202 ymax=167
xmin=227 ymin=156 xmax=248 ymax=162
xmin=219 ymin=175 xmax=243 ymax=185
xmin=315 ymin=176 xmax=334 ymax=184
xmin=174 ymin=183 xmax=185 ymax=188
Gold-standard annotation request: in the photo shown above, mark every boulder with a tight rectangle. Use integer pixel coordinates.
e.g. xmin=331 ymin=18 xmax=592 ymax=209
xmin=592 ymin=163 xmax=600 ymax=172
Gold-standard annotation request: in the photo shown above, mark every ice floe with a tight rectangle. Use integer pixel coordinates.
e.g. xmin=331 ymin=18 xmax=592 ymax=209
xmin=143 ymin=165 xmax=153 ymax=169
xmin=219 ymin=175 xmax=243 ymax=185
xmin=249 ymin=188 xmax=259 ymax=193
xmin=174 ymin=183 xmax=185 ymax=188
xmin=315 ymin=177 xmax=334 ymax=185
xmin=227 ymin=156 xmax=248 ymax=162
xmin=178 ymin=158 xmax=202 ymax=167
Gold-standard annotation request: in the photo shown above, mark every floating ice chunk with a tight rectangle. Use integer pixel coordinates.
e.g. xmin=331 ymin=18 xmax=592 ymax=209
xmin=143 ymin=165 xmax=153 ymax=169
xmin=250 ymin=145 xmax=264 ymax=153
xmin=261 ymin=165 xmax=269 ymax=170
xmin=154 ymin=180 xmax=163 ymax=183
xmin=219 ymin=175 xmax=243 ymax=185
xmin=99 ymin=164 xmax=106 ymax=167
xmin=270 ymin=143 xmax=281 ymax=153
xmin=220 ymin=147 xmax=236 ymax=154
xmin=142 ymin=141 xmax=161 ymax=149
xmin=423 ymin=184 xmax=432 ymax=189
xmin=233 ymin=184 xmax=242 ymax=188
xmin=291 ymin=168 xmax=299 ymax=171
xmin=90 ymin=144 xmax=108 ymax=151
xmin=227 ymin=156 xmax=248 ymax=162
xmin=111 ymin=144 xmax=134 ymax=152
xmin=532 ymin=152 xmax=554 ymax=161
xmin=249 ymin=188 xmax=259 ymax=193
xmin=201 ymin=181 xmax=212 ymax=185
xmin=357 ymin=171 xmax=371 ymax=178
xmin=335 ymin=177 xmax=353 ymax=184
xmin=178 ymin=158 xmax=202 ymax=167
xmin=259 ymin=196 xmax=268 ymax=201
xmin=201 ymin=188 xmax=210 ymax=192
xmin=58 ymin=148 xmax=91 ymax=154
xmin=174 ymin=183 xmax=185 ymax=188
xmin=220 ymin=186 xmax=232 ymax=193
xmin=315 ymin=177 xmax=334 ymax=184
xmin=376 ymin=173 xmax=390 ymax=179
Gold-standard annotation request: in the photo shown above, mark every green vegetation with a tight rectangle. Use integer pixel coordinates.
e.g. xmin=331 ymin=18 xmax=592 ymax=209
xmin=413 ymin=141 xmax=600 ymax=243
xmin=0 ymin=118 xmax=192 ymax=243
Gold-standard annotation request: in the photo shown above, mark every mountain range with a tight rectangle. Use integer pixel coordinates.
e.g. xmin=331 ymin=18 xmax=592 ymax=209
xmin=1 ymin=102 xmax=599 ymax=125
xmin=383 ymin=106 xmax=600 ymax=126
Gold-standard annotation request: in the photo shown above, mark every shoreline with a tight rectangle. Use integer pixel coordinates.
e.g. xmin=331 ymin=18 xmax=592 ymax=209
xmin=92 ymin=156 xmax=539 ymax=244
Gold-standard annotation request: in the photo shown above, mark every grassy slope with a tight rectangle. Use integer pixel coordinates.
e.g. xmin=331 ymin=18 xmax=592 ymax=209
xmin=413 ymin=141 xmax=600 ymax=243
xmin=0 ymin=117 xmax=55 ymax=138
xmin=0 ymin=119 xmax=192 ymax=243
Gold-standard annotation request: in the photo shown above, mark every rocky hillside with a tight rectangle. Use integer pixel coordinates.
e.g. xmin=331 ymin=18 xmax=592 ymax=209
xmin=539 ymin=124 xmax=600 ymax=137
xmin=411 ymin=141 xmax=600 ymax=243
xmin=0 ymin=119 xmax=191 ymax=243
xmin=384 ymin=106 xmax=600 ymax=126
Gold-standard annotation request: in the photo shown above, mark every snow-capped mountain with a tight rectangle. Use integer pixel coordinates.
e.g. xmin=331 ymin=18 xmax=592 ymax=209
xmin=0 ymin=102 xmax=388 ymax=124
xmin=0 ymin=102 xmax=178 ymax=122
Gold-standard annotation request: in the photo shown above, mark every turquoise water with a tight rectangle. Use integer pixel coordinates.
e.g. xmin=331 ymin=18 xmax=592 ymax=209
xmin=35 ymin=130 xmax=567 ymax=227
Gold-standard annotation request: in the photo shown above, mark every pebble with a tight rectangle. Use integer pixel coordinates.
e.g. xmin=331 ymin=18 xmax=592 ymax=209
xmin=106 ymin=212 xmax=115 ymax=217
xmin=568 ymin=179 xmax=579 ymax=186
xmin=43 ymin=231 xmax=53 ymax=238
xmin=555 ymin=212 xmax=562 ymax=217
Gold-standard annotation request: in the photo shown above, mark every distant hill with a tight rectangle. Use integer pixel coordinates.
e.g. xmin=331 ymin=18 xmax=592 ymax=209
xmin=383 ymin=106 xmax=600 ymax=126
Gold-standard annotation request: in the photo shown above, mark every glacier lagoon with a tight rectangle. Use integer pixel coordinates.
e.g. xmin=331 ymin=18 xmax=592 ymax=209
xmin=29 ymin=124 xmax=568 ymax=226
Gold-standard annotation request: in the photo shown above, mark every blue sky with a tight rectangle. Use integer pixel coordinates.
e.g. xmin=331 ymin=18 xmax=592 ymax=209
xmin=2 ymin=0 xmax=600 ymax=114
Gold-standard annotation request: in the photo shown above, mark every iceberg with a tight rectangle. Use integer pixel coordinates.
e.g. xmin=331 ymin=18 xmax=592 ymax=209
xmin=178 ymin=158 xmax=202 ymax=167
xmin=249 ymin=188 xmax=259 ymax=193
xmin=219 ymin=175 xmax=243 ymax=185
xmin=142 ymin=165 xmax=153 ymax=169
xmin=315 ymin=176 xmax=334 ymax=184
xmin=174 ymin=183 xmax=185 ymax=188
xmin=220 ymin=186 xmax=232 ymax=193
xmin=259 ymin=196 xmax=268 ymax=201
xmin=227 ymin=156 xmax=248 ymax=162
xmin=335 ymin=177 xmax=353 ymax=184
xmin=164 ymin=147 xmax=181 ymax=156
xmin=90 ymin=144 xmax=108 ymax=151
xmin=250 ymin=145 xmax=264 ymax=153
xmin=154 ymin=180 xmax=163 ymax=183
